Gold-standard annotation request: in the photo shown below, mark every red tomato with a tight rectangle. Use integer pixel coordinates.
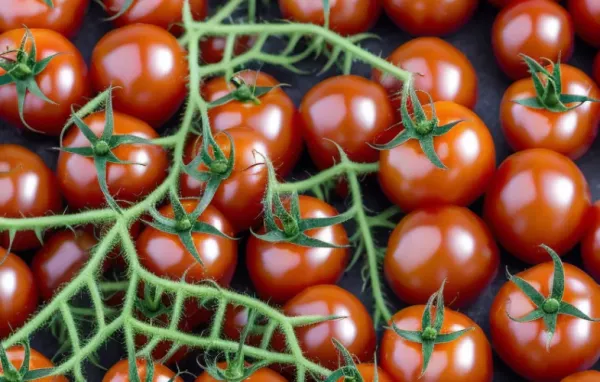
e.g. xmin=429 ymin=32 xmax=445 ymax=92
xmin=336 ymin=364 xmax=394 ymax=382
xmin=380 ymin=305 xmax=493 ymax=381
xmin=490 ymin=261 xmax=600 ymax=380
xmin=103 ymin=359 xmax=182 ymax=382
xmin=0 ymin=28 xmax=90 ymax=136
xmin=582 ymin=201 xmax=600 ymax=281
xmin=0 ymin=0 xmax=89 ymax=37
xmin=195 ymin=361 xmax=286 ymax=382
xmin=562 ymin=371 xmax=600 ymax=382
xmin=378 ymin=101 xmax=496 ymax=212
xmin=202 ymin=70 xmax=302 ymax=176
xmin=385 ymin=206 xmax=499 ymax=307
xmin=247 ymin=195 xmax=349 ymax=304
xmin=180 ymin=127 xmax=270 ymax=233
xmin=382 ymin=0 xmax=478 ymax=36
xmin=500 ymin=64 xmax=600 ymax=159
xmin=31 ymin=230 xmax=99 ymax=301
xmin=200 ymin=35 xmax=256 ymax=64
xmin=57 ymin=111 xmax=168 ymax=210
xmin=0 ymin=346 xmax=68 ymax=382
xmin=299 ymin=75 xmax=395 ymax=170
xmin=0 ymin=144 xmax=62 ymax=251
xmin=0 ymin=247 xmax=38 ymax=338
xmin=567 ymin=0 xmax=600 ymax=48
xmin=372 ymin=37 xmax=478 ymax=110
xmin=90 ymin=24 xmax=188 ymax=129
xmin=223 ymin=305 xmax=263 ymax=346
xmin=492 ymin=0 xmax=574 ymax=79
xmin=278 ymin=0 xmax=381 ymax=35
xmin=483 ymin=149 xmax=591 ymax=264
xmin=490 ymin=0 xmax=559 ymax=7
xmin=594 ymin=52 xmax=600 ymax=86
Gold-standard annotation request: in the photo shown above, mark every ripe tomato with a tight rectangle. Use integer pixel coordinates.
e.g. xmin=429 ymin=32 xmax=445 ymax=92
xmin=492 ymin=0 xmax=574 ymax=80
xmin=0 ymin=0 xmax=88 ymax=38
xmin=299 ymin=75 xmax=395 ymax=170
xmin=200 ymin=36 xmax=256 ymax=64
xmin=247 ymin=195 xmax=349 ymax=304
xmin=490 ymin=261 xmax=600 ymax=380
xmin=372 ymin=37 xmax=478 ymax=110
xmin=103 ymin=359 xmax=182 ymax=382
xmin=490 ymin=0 xmax=559 ymax=7
xmin=195 ymin=362 xmax=286 ymax=382
xmin=0 ymin=144 xmax=62 ymax=251
xmin=278 ymin=0 xmax=381 ymax=35
xmin=382 ymin=0 xmax=478 ymax=36
xmin=0 ymin=247 xmax=38 ymax=338
xmin=0 ymin=28 xmax=90 ymax=136
xmin=562 ymin=371 xmax=600 ymax=382
xmin=582 ymin=201 xmax=600 ymax=281
xmin=0 ymin=346 xmax=67 ymax=382
xmin=90 ymin=24 xmax=188 ymax=129
xmin=500 ymin=64 xmax=600 ymax=159
xmin=594 ymin=52 xmax=600 ymax=86
xmin=336 ymin=364 xmax=394 ymax=382
xmin=483 ymin=149 xmax=590 ymax=264
xmin=380 ymin=305 xmax=493 ymax=381
xmin=31 ymin=230 xmax=99 ymax=301
xmin=567 ymin=0 xmax=600 ymax=48
xmin=385 ymin=206 xmax=499 ymax=307
xmin=57 ymin=111 xmax=168 ymax=210
xmin=202 ymin=70 xmax=302 ymax=176
xmin=378 ymin=101 xmax=496 ymax=212
xmin=180 ymin=127 xmax=270 ymax=233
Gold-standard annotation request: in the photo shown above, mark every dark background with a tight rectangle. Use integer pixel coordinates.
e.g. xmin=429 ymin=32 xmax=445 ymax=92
xmin=2 ymin=0 xmax=600 ymax=381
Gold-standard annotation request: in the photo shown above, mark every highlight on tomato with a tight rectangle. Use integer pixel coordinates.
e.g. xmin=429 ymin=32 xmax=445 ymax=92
xmin=103 ymin=359 xmax=183 ymax=382
xmin=567 ymin=0 xmax=600 ymax=48
xmin=0 ymin=342 xmax=68 ymax=382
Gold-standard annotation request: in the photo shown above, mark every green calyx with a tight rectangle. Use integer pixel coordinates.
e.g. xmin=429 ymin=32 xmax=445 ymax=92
xmin=42 ymin=0 xmax=54 ymax=7
xmin=135 ymin=285 xmax=172 ymax=320
xmin=105 ymin=0 xmax=134 ymax=21
xmin=0 ymin=340 xmax=55 ymax=382
xmin=392 ymin=280 xmax=474 ymax=377
xmin=322 ymin=339 xmax=366 ymax=382
xmin=506 ymin=244 xmax=600 ymax=350
xmin=208 ymin=74 xmax=286 ymax=107
xmin=94 ymin=141 xmax=110 ymax=156
xmin=514 ymin=55 xmax=600 ymax=112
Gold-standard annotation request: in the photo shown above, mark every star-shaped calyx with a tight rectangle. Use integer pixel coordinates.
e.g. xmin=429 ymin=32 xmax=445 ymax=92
xmin=0 ymin=340 xmax=55 ymax=381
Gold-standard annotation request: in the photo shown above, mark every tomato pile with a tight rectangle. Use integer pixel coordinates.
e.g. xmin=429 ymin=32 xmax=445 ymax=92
xmin=0 ymin=0 xmax=600 ymax=381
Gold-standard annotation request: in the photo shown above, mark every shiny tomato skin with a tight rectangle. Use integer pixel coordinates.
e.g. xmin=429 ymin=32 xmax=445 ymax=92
xmin=195 ymin=362 xmax=286 ymax=382
xmin=372 ymin=37 xmax=478 ymax=110
xmin=200 ymin=35 xmax=255 ymax=64
xmin=278 ymin=0 xmax=381 ymax=35
xmin=567 ymin=0 xmax=600 ymax=48
xmin=57 ymin=111 xmax=168 ymax=210
xmin=0 ymin=144 xmax=62 ymax=251
xmin=562 ymin=371 xmax=600 ymax=382
xmin=203 ymin=70 xmax=302 ymax=176
xmin=0 ymin=0 xmax=89 ymax=37
xmin=501 ymin=64 xmax=600 ymax=159
xmin=31 ymin=230 xmax=98 ymax=301
xmin=247 ymin=195 xmax=350 ymax=304
xmin=380 ymin=305 xmax=493 ymax=381
xmin=0 ymin=28 xmax=90 ymax=136
xmin=336 ymin=364 xmax=394 ymax=382
xmin=90 ymin=24 xmax=188 ymax=129
xmin=492 ymin=0 xmax=574 ymax=80
xmin=0 ymin=346 xmax=67 ymax=382
xmin=180 ymin=127 xmax=270 ymax=233
xmin=582 ymin=201 xmax=600 ymax=281
xmin=378 ymin=101 xmax=496 ymax=212
xmin=483 ymin=149 xmax=591 ymax=264
xmin=385 ymin=206 xmax=499 ymax=308
xmin=0 ymin=248 xmax=38 ymax=339
xmin=594 ymin=52 xmax=600 ymax=86
xmin=299 ymin=75 xmax=395 ymax=170
xmin=490 ymin=262 xmax=600 ymax=380
xmin=382 ymin=0 xmax=478 ymax=36
xmin=103 ymin=359 xmax=182 ymax=382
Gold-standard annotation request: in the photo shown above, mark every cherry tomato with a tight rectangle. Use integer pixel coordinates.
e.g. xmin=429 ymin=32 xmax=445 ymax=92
xmin=0 ymin=144 xmax=62 ymax=251
xmin=103 ymin=359 xmax=182 ymax=382
xmin=582 ymin=201 xmax=600 ymax=281
xmin=0 ymin=247 xmax=38 ymax=339
xmin=380 ymin=305 xmax=493 ymax=381
xmin=200 ymin=35 xmax=256 ymax=64
xmin=103 ymin=0 xmax=207 ymax=35
xmin=247 ymin=195 xmax=349 ymax=304
xmin=195 ymin=362 xmax=286 ymax=382
xmin=385 ymin=206 xmax=499 ymax=307
xmin=278 ymin=0 xmax=381 ymax=35
xmin=594 ymin=52 xmax=600 ymax=86
xmin=0 ymin=0 xmax=89 ymax=38
xmin=372 ymin=37 xmax=478 ymax=111
xmin=90 ymin=24 xmax=188 ymax=129
xmin=483 ymin=148 xmax=590 ymax=264
xmin=31 ymin=230 xmax=99 ymax=301
xmin=299 ymin=75 xmax=395 ymax=170
xmin=203 ymin=70 xmax=302 ymax=176
xmin=567 ymin=0 xmax=600 ymax=48
xmin=382 ymin=0 xmax=478 ymax=36
xmin=0 ymin=28 xmax=90 ymax=136
xmin=57 ymin=111 xmax=168 ymax=210
xmin=492 ymin=0 xmax=574 ymax=80
xmin=180 ymin=127 xmax=270 ymax=233
xmin=0 ymin=346 xmax=67 ymax=382
xmin=490 ymin=0 xmax=559 ymax=7
xmin=500 ymin=64 xmax=600 ymax=159
xmin=336 ymin=364 xmax=394 ymax=382
xmin=378 ymin=101 xmax=496 ymax=212
xmin=490 ymin=261 xmax=600 ymax=380
xmin=562 ymin=371 xmax=600 ymax=382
